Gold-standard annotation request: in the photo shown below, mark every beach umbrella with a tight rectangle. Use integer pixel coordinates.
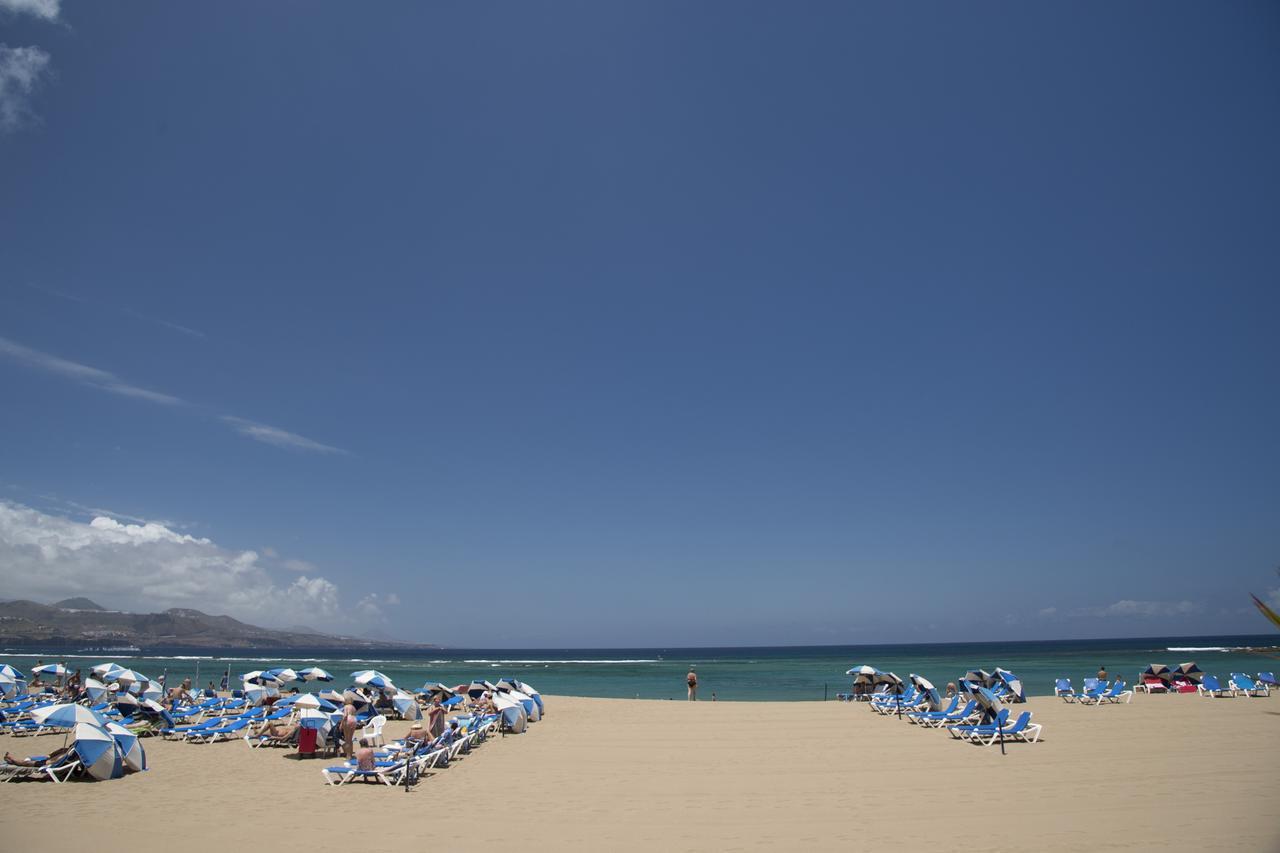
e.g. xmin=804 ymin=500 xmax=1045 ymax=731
xmin=266 ymin=668 xmax=300 ymax=684
xmin=465 ymin=680 xmax=498 ymax=699
xmin=91 ymin=662 xmax=119 ymax=677
xmin=31 ymin=703 xmax=109 ymax=728
xmin=0 ymin=664 xmax=25 ymax=679
xmin=963 ymin=669 xmax=992 ymax=687
xmin=291 ymin=693 xmax=324 ymax=710
xmin=298 ymin=667 xmax=333 ymax=682
xmin=1142 ymin=663 xmax=1173 ymax=682
xmin=910 ymin=674 xmax=942 ymax=712
xmin=105 ymin=721 xmax=147 ymax=772
xmin=114 ymin=692 xmax=140 ymax=712
xmin=973 ymin=686 xmax=1008 ymax=754
xmin=72 ymin=722 xmax=124 ymax=780
xmin=1173 ymin=662 xmax=1202 ymax=682
xmin=515 ymin=680 xmax=544 ymax=713
xmin=241 ymin=670 xmax=275 ymax=685
xmin=318 ymin=689 xmax=345 ymax=704
xmin=83 ymin=677 xmax=109 ymax=702
xmin=994 ymin=668 xmax=1026 ymax=703
xmin=392 ymin=691 xmax=421 ymax=720
xmin=32 ymin=663 xmax=68 ymax=677
xmin=108 ymin=668 xmax=146 ymax=686
xmin=243 ymin=685 xmax=274 ymax=706
xmin=351 ymin=670 xmax=395 ymax=690
xmin=0 ymin=672 xmax=24 ymax=698
xmin=417 ymin=682 xmax=454 ymax=697
xmin=139 ymin=680 xmax=165 ymax=701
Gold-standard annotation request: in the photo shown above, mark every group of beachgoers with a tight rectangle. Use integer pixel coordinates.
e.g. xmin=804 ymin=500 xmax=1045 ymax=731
xmin=0 ymin=660 xmax=543 ymax=785
xmin=1065 ymin=662 xmax=1277 ymax=701
xmin=840 ymin=665 xmax=1043 ymax=748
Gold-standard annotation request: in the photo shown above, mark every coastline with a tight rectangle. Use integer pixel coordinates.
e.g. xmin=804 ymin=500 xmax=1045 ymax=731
xmin=2 ymin=692 xmax=1277 ymax=851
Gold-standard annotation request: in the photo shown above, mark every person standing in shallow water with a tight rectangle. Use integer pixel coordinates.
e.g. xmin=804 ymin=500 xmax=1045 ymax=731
xmin=687 ymin=667 xmax=698 ymax=701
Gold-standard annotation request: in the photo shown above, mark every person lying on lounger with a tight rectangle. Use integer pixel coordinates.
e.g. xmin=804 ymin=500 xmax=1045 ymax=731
xmin=4 ymin=747 xmax=73 ymax=767
xmin=261 ymin=722 xmax=300 ymax=740
xmin=354 ymin=738 xmax=377 ymax=771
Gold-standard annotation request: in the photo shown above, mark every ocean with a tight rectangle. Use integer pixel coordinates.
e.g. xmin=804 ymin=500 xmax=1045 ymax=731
xmin=5 ymin=634 xmax=1277 ymax=701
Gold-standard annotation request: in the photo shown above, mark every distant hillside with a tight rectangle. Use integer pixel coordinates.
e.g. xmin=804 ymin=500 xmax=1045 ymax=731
xmin=0 ymin=600 xmax=435 ymax=650
xmin=53 ymin=597 xmax=107 ymax=611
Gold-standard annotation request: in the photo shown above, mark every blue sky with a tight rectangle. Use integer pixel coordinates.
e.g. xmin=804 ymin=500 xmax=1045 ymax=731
xmin=1 ymin=1 xmax=1277 ymax=646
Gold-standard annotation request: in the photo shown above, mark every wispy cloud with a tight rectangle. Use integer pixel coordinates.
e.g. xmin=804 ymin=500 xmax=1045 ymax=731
xmin=25 ymin=284 xmax=209 ymax=339
xmin=0 ymin=0 xmax=59 ymax=21
xmin=0 ymin=336 xmax=345 ymax=455
xmin=122 ymin=308 xmax=208 ymax=339
xmin=1079 ymin=599 xmax=1199 ymax=618
xmin=0 ymin=335 xmax=185 ymax=406
xmin=221 ymin=417 xmax=347 ymax=455
xmin=0 ymin=44 xmax=52 ymax=133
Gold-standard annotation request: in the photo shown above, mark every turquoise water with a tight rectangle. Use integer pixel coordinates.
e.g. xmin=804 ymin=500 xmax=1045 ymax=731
xmin=5 ymin=634 xmax=1276 ymax=701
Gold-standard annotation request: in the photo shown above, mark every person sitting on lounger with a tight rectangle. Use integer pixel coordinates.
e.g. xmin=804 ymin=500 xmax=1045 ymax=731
xmin=354 ymin=738 xmax=377 ymax=772
xmin=4 ymin=747 xmax=73 ymax=767
xmin=405 ymin=722 xmax=429 ymax=747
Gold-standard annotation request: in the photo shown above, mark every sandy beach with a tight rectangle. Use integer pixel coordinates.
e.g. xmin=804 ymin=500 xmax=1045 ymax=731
xmin=2 ymin=691 xmax=1277 ymax=851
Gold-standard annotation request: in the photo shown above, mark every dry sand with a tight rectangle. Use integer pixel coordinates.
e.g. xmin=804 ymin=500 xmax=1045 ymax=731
xmin=2 ymin=691 xmax=1278 ymax=852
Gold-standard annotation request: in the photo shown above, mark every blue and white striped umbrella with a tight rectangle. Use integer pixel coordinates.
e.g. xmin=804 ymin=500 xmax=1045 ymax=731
xmin=83 ymin=678 xmax=109 ymax=702
xmin=242 ymin=684 xmax=276 ymax=706
xmin=297 ymin=667 xmax=333 ymax=682
xmin=0 ymin=672 xmax=25 ymax=698
xmin=0 ymin=664 xmax=25 ymax=679
xmin=296 ymin=707 xmax=332 ymax=737
xmin=91 ymin=662 xmax=120 ymax=677
xmin=31 ymin=703 xmax=109 ymax=728
xmin=392 ymin=692 xmax=421 ymax=720
xmin=351 ymin=670 xmax=395 ymax=690
xmin=32 ymin=663 xmax=68 ymax=676
xmin=107 ymin=668 xmax=147 ymax=686
xmin=994 ymin=668 xmax=1025 ymax=702
xmin=139 ymin=680 xmax=164 ymax=701
xmin=105 ymin=721 xmax=146 ymax=772
xmin=73 ymin=722 xmax=124 ymax=780
xmin=266 ymin=668 xmax=300 ymax=684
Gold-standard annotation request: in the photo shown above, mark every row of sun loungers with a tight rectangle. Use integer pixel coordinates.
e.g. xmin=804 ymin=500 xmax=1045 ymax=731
xmin=867 ymin=684 xmax=1043 ymax=747
xmin=1053 ymin=679 xmax=1134 ymax=704
xmin=319 ymin=713 xmax=503 ymax=786
xmin=1198 ymin=673 xmax=1273 ymax=698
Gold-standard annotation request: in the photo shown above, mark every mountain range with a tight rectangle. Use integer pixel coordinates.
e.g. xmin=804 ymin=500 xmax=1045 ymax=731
xmin=0 ymin=598 xmax=434 ymax=650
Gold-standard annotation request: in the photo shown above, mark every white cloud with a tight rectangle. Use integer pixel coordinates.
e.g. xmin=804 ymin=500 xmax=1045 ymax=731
xmin=221 ymin=416 xmax=346 ymax=455
xmin=0 ymin=335 xmax=185 ymax=406
xmin=0 ymin=44 xmax=51 ymax=133
xmin=0 ymin=1 xmax=59 ymax=21
xmin=1082 ymin=599 xmax=1198 ymax=618
xmin=356 ymin=592 xmax=400 ymax=618
xmin=0 ymin=500 xmax=344 ymax=628
xmin=0 ymin=336 xmax=346 ymax=455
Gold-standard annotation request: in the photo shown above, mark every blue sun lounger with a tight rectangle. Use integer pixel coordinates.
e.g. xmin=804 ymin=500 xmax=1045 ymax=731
xmin=907 ymin=695 xmax=958 ymax=725
xmin=1054 ymin=678 xmax=1074 ymax=702
xmin=947 ymin=708 xmax=1009 ymax=740
xmin=1229 ymin=673 xmax=1269 ymax=697
xmin=970 ymin=711 xmax=1041 ymax=746
xmin=1197 ymin=675 xmax=1233 ymax=698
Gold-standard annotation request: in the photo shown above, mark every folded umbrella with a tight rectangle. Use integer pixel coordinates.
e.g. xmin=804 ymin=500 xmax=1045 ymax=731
xmin=105 ymin=721 xmax=146 ymax=772
xmin=72 ymin=722 xmax=124 ymax=780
